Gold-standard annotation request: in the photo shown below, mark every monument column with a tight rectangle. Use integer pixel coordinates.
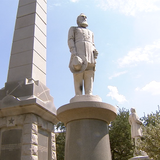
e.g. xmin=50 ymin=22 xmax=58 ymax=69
xmin=8 ymin=0 xmax=47 ymax=84
xmin=0 ymin=0 xmax=58 ymax=160
xmin=57 ymin=13 xmax=117 ymax=160
xmin=57 ymin=97 xmax=117 ymax=160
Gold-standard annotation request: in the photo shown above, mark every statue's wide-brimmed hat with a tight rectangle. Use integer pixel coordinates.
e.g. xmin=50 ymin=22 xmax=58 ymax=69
xmin=69 ymin=55 xmax=88 ymax=73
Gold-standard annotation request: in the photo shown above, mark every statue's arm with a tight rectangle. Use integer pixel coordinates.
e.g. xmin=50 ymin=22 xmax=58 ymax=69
xmin=128 ymin=116 xmax=132 ymax=125
xmin=68 ymin=27 xmax=77 ymax=55
xmin=92 ymin=32 xmax=98 ymax=59
xmin=136 ymin=118 xmax=142 ymax=125
xmin=134 ymin=114 xmax=142 ymax=125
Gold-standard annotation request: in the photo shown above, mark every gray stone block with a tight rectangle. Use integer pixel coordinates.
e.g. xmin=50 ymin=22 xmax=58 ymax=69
xmin=36 ymin=3 xmax=47 ymax=23
xmin=0 ymin=117 xmax=7 ymax=128
xmin=32 ymin=64 xmax=46 ymax=84
xmin=19 ymin=0 xmax=37 ymax=7
xmin=37 ymin=0 xmax=47 ymax=13
xmin=22 ymin=134 xmax=38 ymax=145
xmin=12 ymin=25 xmax=46 ymax=47
xmin=8 ymin=52 xmax=46 ymax=84
xmin=38 ymin=129 xmax=49 ymax=160
xmin=17 ymin=2 xmax=37 ymax=18
xmin=35 ymin=14 xmax=46 ymax=34
xmin=11 ymin=37 xmax=34 ymax=54
xmin=34 ymin=25 xmax=46 ymax=47
xmin=21 ymin=155 xmax=38 ymax=160
xmin=14 ymin=25 xmax=35 ymax=41
xmin=15 ymin=14 xmax=35 ymax=29
xmin=1 ymin=129 xmax=22 ymax=160
xmin=8 ymin=64 xmax=33 ymax=82
xmin=24 ymin=114 xmax=38 ymax=124
xmin=23 ymin=123 xmax=38 ymax=135
xmin=9 ymin=51 xmax=33 ymax=68
xmin=0 ymin=80 xmax=57 ymax=123
xmin=22 ymin=144 xmax=38 ymax=155
xmin=1 ymin=95 xmax=20 ymax=108
xmin=19 ymin=0 xmax=47 ymax=13
xmin=33 ymin=37 xmax=46 ymax=59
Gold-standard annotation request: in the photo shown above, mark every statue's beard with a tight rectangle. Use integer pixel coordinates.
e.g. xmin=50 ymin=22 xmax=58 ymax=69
xmin=79 ymin=21 xmax=88 ymax=28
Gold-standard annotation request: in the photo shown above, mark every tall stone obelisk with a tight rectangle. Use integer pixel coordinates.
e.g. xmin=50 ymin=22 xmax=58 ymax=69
xmin=0 ymin=0 xmax=58 ymax=160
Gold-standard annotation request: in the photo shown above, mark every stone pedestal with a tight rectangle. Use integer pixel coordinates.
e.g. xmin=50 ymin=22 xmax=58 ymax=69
xmin=57 ymin=95 xmax=117 ymax=160
xmin=0 ymin=79 xmax=58 ymax=160
xmin=0 ymin=114 xmax=57 ymax=160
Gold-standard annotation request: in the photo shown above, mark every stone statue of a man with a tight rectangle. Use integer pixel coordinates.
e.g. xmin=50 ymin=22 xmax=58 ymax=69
xmin=68 ymin=13 xmax=98 ymax=96
xmin=129 ymin=108 xmax=142 ymax=143
xmin=128 ymin=109 xmax=151 ymax=158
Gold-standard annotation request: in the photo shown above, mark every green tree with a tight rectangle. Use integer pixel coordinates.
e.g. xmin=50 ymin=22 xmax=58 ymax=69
xmin=56 ymin=122 xmax=66 ymax=160
xmin=137 ymin=109 xmax=160 ymax=160
xmin=109 ymin=108 xmax=134 ymax=160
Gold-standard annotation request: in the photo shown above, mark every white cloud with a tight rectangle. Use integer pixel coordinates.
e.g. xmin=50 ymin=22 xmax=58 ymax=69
xmin=70 ymin=0 xmax=79 ymax=2
xmin=118 ymin=40 xmax=160 ymax=67
xmin=96 ymin=0 xmax=160 ymax=16
xmin=107 ymin=86 xmax=127 ymax=103
xmin=135 ymin=81 xmax=160 ymax=95
xmin=109 ymin=71 xmax=127 ymax=79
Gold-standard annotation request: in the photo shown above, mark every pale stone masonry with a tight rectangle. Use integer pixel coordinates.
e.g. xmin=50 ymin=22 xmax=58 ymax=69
xmin=0 ymin=0 xmax=57 ymax=121
xmin=0 ymin=114 xmax=57 ymax=160
xmin=0 ymin=0 xmax=58 ymax=159
xmin=8 ymin=0 xmax=47 ymax=85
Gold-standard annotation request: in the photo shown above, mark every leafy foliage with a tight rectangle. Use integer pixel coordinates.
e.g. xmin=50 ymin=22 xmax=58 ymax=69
xmin=55 ymin=122 xmax=66 ymax=160
xmin=109 ymin=108 xmax=134 ymax=160
xmin=137 ymin=109 xmax=160 ymax=160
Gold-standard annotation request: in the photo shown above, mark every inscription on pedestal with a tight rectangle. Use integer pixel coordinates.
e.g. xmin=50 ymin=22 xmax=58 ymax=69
xmin=38 ymin=129 xmax=49 ymax=160
xmin=0 ymin=129 xmax=22 ymax=160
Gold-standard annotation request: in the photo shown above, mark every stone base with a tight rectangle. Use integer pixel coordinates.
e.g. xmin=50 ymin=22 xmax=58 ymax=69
xmin=57 ymin=97 xmax=117 ymax=160
xmin=0 ymin=79 xmax=58 ymax=123
xmin=57 ymin=101 xmax=116 ymax=125
xmin=129 ymin=156 xmax=152 ymax=160
xmin=65 ymin=119 xmax=111 ymax=160
xmin=70 ymin=95 xmax=102 ymax=103
xmin=0 ymin=114 xmax=57 ymax=160
xmin=0 ymin=79 xmax=58 ymax=160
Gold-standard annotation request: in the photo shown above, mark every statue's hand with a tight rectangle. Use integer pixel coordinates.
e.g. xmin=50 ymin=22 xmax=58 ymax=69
xmin=71 ymin=52 xmax=76 ymax=56
xmin=70 ymin=48 xmax=77 ymax=56
xmin=93 ymin=49 xmax=98 ymax=59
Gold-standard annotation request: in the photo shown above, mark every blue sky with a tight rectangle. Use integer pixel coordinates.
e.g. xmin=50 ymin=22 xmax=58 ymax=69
xmin=1 ymin=0 xmax=160 ymax=117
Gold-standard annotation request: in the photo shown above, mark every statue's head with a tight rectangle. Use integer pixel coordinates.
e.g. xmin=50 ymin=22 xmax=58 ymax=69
xmin=77 ymin=13 xmax=88 ymax=28
xmin=131 ymin=108 xmax=136 ymax=113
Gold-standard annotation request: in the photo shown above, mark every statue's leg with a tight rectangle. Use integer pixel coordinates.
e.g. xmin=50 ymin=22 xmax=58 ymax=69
xmin=84 ymin=70 xmax=94 ymax=95
xmin=73 ymin=72 xmax=83 ymax=95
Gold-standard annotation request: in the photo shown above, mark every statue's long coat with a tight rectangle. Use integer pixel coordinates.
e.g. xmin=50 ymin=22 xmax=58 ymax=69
xmin=68 ymin=26 xmax=96 ymax=65
xmin=129 ymin=113 xmax=142 ymax=138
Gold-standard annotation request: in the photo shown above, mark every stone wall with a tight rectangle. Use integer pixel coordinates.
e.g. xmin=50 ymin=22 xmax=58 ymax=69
xmin=0 ymin=114 xmax=56 ymax=160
